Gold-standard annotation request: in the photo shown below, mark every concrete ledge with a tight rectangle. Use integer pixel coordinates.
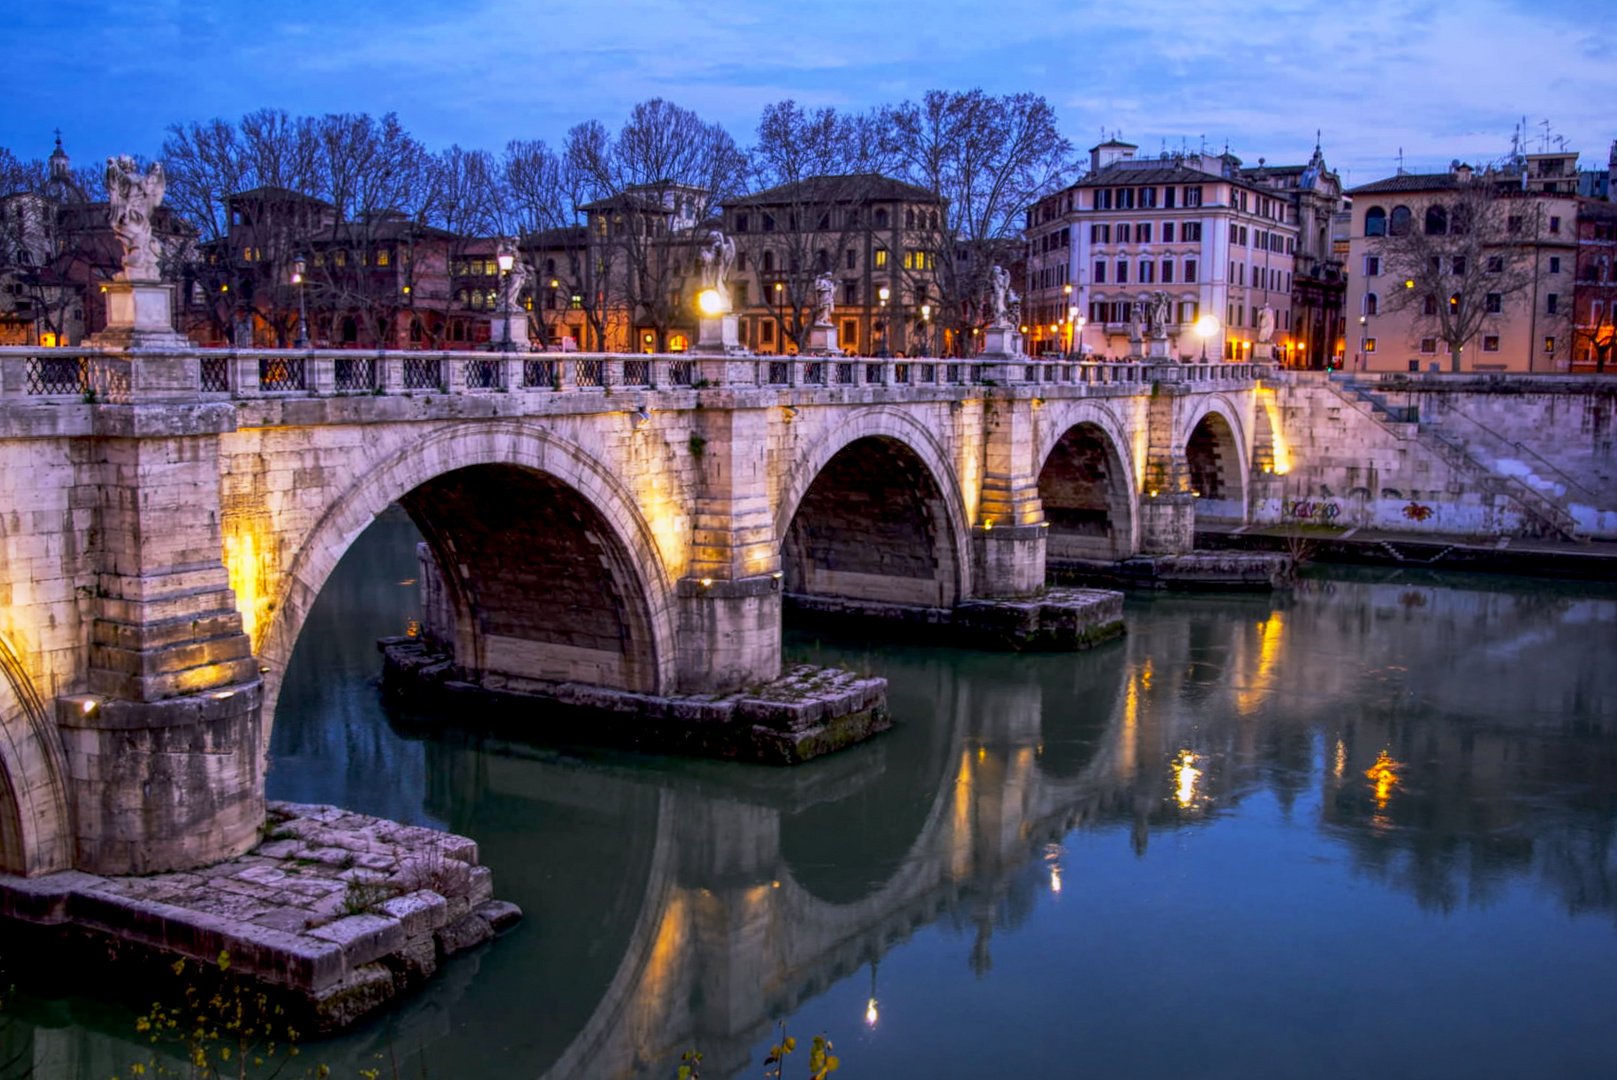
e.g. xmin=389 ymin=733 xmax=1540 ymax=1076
xmin=784 ymin=588 xmax=1127 ymax=652
xmin=0 ymin=802 xmax=520 ymax=1033
xmin=381 ymin=639 xmax=889 ymax=765
xmin=1048 ymin=551 xmax=1293 ymax=591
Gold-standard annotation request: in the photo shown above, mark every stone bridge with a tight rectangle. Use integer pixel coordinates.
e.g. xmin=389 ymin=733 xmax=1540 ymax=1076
xmin=0 ymin=342 xmax=1275 ymax=879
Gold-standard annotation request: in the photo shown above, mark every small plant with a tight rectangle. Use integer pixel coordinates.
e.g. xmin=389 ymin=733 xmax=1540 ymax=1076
xmin=342 ymin=879 xmax=399 ymax=916
xmin=82 ymin=389 xmax=100 ymax=404
xmin=762 ymin=1023 xmax=839 ymax=1080
xmin=688 ymin=434 xmax=707 ymax=458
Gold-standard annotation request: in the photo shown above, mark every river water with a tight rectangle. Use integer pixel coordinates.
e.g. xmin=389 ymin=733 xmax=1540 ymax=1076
xmin=8 ymin=507 xmax=1617 ymax=1079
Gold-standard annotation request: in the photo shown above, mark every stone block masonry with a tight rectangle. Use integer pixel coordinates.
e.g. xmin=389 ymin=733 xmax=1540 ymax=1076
xmin=0 ymin=801 xmax=520 ymax=1032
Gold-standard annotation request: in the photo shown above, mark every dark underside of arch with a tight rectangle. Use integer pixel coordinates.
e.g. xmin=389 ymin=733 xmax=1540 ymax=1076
xmin=783 ymin=437 xmax=958 ymax=610
xmin=1039 ymin=425 xmax=1130 ymax=560
xmin=401 ymin=464 xmax=659 ymax=694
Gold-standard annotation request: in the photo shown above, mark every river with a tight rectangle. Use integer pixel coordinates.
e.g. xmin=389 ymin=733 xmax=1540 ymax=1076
xmin=6 ymin=506 xmax=1617 ymax=1080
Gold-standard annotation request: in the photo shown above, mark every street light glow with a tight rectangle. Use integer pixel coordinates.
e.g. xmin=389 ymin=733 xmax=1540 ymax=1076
xmin=697 ymin=288 xmax=724 ymax=315
xmin=1195 ymin=314 xmax=1219 ymax=339
xmin=496 ymin=251 xmax=515 ymax=273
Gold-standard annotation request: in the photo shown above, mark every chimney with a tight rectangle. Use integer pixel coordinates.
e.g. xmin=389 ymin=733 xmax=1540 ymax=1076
xmin=1455 ymin=163 xmax=1474 ymax=184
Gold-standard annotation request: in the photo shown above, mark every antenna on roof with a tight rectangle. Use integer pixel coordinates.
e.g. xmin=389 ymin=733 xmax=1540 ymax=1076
xmin=1315 ymin=128 xmax=1321 ymax=152
xmin=1396 ymin=148 xmax=1404 ymax=176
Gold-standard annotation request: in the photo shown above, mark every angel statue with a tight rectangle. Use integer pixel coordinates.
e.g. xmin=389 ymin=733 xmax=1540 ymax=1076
xmin=1257 ymin=306 xmax=1277 ymax=344
xmin=988 ymin=265 xmax=1012 ymax=328
xmin=698 ymin=230 xmax=736 ymax=312
xmin=1127 ymin=301 xmax=1147 ymax=343
xmin=813 ymin=274 xmax=836 ymax=326
xmin=498 ymin=237 xmax=531 ymax=313
xmin=1149 ymin=291 xmax=1172 ymax=339
xmin=106 ymin=156 xmax=167 ymax=281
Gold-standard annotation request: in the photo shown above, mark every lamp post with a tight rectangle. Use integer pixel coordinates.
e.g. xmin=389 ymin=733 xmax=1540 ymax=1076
xmin=1074 ymin=315 xmax=1087 ymax=359
xmin=292 ymin=256 xmax=309 ymax=348
xmin=1195 ymin=313 xmax=1219 ymax=362
xmin=920 ymin=302 xmax=932 ymax=357
xmin=1063 ymin=283 xmax=1075 ymax=358
xmin=877 ymin=285 xmax=891 ymax=358
xmin=496 ymin=249 xmax=516 ymax=352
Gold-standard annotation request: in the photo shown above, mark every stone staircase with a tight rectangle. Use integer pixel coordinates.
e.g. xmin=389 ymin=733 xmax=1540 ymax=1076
xmin=1326 ymin=376 xmax=1590 ymax=543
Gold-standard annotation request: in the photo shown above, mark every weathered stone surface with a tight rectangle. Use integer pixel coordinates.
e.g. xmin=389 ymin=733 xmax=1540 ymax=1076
xmin=473 ymin=900 xmax=523 ymax=932
xmin=0 ymin=802 xmax=513 ymax=1033
xmin=435 ymin=913 xmax=494 ymax=957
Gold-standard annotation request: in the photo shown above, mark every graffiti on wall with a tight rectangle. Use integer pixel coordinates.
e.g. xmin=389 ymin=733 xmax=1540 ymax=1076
xmin=1285 ymin=499 xmax=1341 ymax=522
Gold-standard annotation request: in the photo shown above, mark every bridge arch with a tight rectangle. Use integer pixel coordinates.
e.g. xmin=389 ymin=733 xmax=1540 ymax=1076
xmin=1181 ymin=395 xmax=1251 ymax=523
xmin=1034 ymin=403 xmax=1140 ymax=560
xmin=775 ymin=408 xmax=972 ymax=608
xmin=0 ymin=633 xmax=71 ymax=875
xmin=254 ymin=420 xmax=679 ymax=738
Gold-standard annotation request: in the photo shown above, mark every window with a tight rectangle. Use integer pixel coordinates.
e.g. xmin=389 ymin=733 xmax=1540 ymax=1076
xmin=1092 ymin=223 xmax=1110 ymax=243
xmin=903 ymin=249 xmax=934 ymax=270
xmin=1425 ymin=206 xmax=1448 ymax=235
xmin=1117 ymin=187 xmax=1135 ymax=209
xmin=1451 ymin=256 xmax=1466 ymax=275
xmin=846 ymin=249 xmax=856 ymax=270
xmin=1423 ymin=296 xmax=1437 ymax=316
xmin=1365 ymin=206 xmax=1387 ymax=236
xmin=1185 ymin=186 xmax=1203 ymax=207
xmin=1140 ymin=260 xmax=1155 ymax=284
xmin=1363 ymin=337 xmax=1377 ymax=352
xmin=1093 ymin=260 xmax=1106 ymax=284
xmin=1116 ymin=261 xmax=1129 ymax=284
xmin=1162 ymin=222 xmax=1175 ymax=243
xmin=1097 ymin=189 xmax=1112 ymax=210
xmin=1483 ymin=335 xmax=1500 ymax=352
xmin=842 ymin=279 xmax=858 ymax=304
xmin=1545 ymin=335 xmax=1556 ymax=352
xmin=1141 ymin=187 xmax=1157 ymax=208
xmin=762 ymin=250 xmax=775 ymax=272
xmin=1365 ymin=292 xmax=1379 ymax=315
xmin=1485 ymin=292 xmax=1502 ymax=313
xmin=1184 ymin=259 xmax=1198 ymax=282
xmin=1549 ymin=256 xmax=1561 ymax=274
xmin=1230 ymin=223 xmax=1242 ymax=245
xmin=874 ymin=248 xmax=887 ymax=268
xmin=1507 ymin=216 xmax=1522 ymax=234
xmin=1487 ymin=255 xmax=1504 ymax=273
xmin=1161 ymin=259 xmax=1174 ymax=283
xmin=735 ymin=213 xmax=749 ymax=233
xmin=1178 ymin=300 xmax=1198 ymax=323
xmin=841 ymin=319 xmax=858 ymax=346
xmin=1420 ymin=338 xmax=1437 ymax=354
xmin=759 ymin=320 xmax=774 ymax=345
xmin=763 ymin=214 xmax=775 ymax=232
xmin=1117 ymin=223 xmax=1131 ymax=244
xmin=1389 ymin=206 xmax=1413 ymax=235
xmin=1183 ymin=222 xmax=1202 ymax=242
xmin=1164 ymin=187 xmax=1177 ymax=209
xmin=874 ymin=208 xmax=889 ymax=227
xmin=1547 ymin=294 xmax=1558 ymax=314
xmin=1138 ymin=222 xmax=1152 ymax=243
xmin=1550 ymin=216 xmax=1561 ymax=234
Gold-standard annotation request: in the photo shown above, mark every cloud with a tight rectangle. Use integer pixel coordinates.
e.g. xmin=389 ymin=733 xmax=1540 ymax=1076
xmin=0 ymin=0 xmax=1611 ymax=184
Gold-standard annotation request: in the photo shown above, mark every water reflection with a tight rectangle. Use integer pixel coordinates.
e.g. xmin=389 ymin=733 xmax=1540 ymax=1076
xmin=5 ymin=513 xmax=1617 ymax=1080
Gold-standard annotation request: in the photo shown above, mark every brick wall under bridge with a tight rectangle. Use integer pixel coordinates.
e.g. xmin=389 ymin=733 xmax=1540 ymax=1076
xmin=0 ymin=345 xmax=1271 ymax=876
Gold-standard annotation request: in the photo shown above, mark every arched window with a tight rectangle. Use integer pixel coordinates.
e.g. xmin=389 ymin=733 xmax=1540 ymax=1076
xmin=929 ymin=211 xmax=939 ymax=229
xmin=1425 ymin=206 xmax=1448 ymax=235
xmin=1365 ymin=292 xmax=1379 ymax=315
xmin=905 ymin=208 xmax=916 ymax=229
xmin=1365 ymin=206 xmax=1387 ymax=237
xmin=874 ymin=208 xmax=889 ymax=228
xmin=1389 ymin=206 xmax=1413 ymax=236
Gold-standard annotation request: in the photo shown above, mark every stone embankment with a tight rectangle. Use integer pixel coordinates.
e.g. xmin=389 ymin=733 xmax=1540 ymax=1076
xmin=784 ymin=587 xmax=1128 ymax=649
xmin=0 ymin=802 xmax=520 ymax=1031
xmin=380 ymin=638 xmax=891 ymax=765
xmin=1048 ymin=552 xmax=1294 ymax=591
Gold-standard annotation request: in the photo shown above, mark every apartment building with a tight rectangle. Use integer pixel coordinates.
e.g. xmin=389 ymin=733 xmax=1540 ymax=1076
xmin=1345 ymin=155 xmax=1580 ymax=373
xmin=1024 ymin=140 xmax=1303 ymax=361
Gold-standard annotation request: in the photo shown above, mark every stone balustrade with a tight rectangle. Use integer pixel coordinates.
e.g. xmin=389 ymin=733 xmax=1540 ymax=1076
xmin=0 ymin=345 xmax=1271 ymax=408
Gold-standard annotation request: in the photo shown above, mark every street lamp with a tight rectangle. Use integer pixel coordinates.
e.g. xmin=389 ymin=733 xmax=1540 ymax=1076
xmin=878 ymin=285 xmax=891 ymax=357
xmin=496 ymin=249 xmax=516 ymax=352
xmin=920 ymin=302 xmax=932 ymax=357
xmin=1195 ymin=313 xmax=1219 ymax=362
xmin=291 ymin=256 xmax=309 ymax=348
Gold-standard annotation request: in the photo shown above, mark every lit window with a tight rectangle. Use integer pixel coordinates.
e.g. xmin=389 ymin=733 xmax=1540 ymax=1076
xmin=1483 ymin=335 xmax=1500 ymax=352
xmin=1544 ymin=335 xmax=1556 ymax=352
xmin=1363 ymin=337 xmax=1377 ymax=352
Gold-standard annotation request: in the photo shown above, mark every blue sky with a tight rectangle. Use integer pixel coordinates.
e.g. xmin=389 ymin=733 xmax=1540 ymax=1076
xmin=4 ymin=0 xmax=1613 ymax=187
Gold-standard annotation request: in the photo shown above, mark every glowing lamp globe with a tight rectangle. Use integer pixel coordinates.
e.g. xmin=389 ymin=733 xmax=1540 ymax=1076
xmin=697 ymin=288 xmax=724 ymax=316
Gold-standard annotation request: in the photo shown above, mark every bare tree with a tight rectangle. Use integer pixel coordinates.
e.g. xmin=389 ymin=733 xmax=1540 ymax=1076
xmin=735 ymin=101 xmax=907 ymax=353
xmin=505 ymin=138 xmax=597 ymax=349
xmin=565 ymin=99 xmax=748 ymax=351
xmin=1372 ymin=175 xmax=1546 ymax=373
xmin=888 ymin=90 xmax=1077 ymax=354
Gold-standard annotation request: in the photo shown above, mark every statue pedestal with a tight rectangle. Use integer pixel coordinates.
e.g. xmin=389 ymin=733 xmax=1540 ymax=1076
xmin=1147 ymin=336 xmax=1174 ymax=361
xmin=487 ymin=312 xmax=529 ymax=351
xmin=806 ymin=322 xmax=839 ymax=355
xmin=696 ymin=314 xmax=744 ymax=355
xmin=980 ymin=325 xmax=1022 ymax=358
xmin=91 ymin=280 xmax=188 ymax=349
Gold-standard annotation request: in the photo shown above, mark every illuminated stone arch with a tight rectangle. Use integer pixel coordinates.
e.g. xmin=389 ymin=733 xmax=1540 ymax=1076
xmin=1180 ymin=395 xmax=1251 ymax=522
xmin=0 ymin=633 xmax=72 ymax=876
xmin=254 ymin=420 xmax=680 ymax=741
xmin=774 ymin=407 xmax=974 ymax=605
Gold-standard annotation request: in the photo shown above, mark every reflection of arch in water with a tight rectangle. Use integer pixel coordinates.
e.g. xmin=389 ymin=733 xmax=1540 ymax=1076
xmin=254 ymin=421 xmax=679 ymax=741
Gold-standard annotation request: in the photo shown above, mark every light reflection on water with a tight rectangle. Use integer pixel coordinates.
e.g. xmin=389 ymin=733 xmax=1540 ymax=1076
xmin=6 ymin=507 xmax=1617 ymax=1080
